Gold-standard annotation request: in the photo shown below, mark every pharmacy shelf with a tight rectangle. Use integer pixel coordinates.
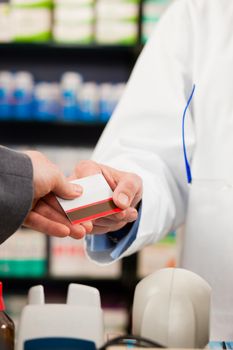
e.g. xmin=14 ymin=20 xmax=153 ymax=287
xmin=0 ymin=43 xmax=142 ymax=83
xmin=0 ymin=120 xmax=105 ymax=146
xmin=0 ymin=41 xmax=141 ymax=321
xmin=1 ymin=277 xmax=134 ymax=292
xmin=0 ymin=254 xmax=138 ymax=295
xmin=0 ymin=42 xmax=142 ymax=54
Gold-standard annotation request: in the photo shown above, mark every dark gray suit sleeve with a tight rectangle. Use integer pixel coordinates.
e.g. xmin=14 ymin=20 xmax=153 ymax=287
xmin=0 ymin=146 xmax=33 ymax=244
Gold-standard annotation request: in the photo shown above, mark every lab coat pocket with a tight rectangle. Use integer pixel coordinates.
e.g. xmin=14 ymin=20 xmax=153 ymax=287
xmin=181 ymin=180 xmax=233 ymax=340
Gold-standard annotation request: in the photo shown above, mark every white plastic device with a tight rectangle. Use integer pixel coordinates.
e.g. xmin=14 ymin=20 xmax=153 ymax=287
xmin=16 ymin=283 xmax=104 ymax=350
xmin=132 ymin=268 xmax=211 ymax=348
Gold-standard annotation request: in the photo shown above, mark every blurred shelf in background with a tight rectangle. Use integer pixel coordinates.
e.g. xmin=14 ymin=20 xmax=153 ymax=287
xmin=0 ymin=0 xmax=176 ymax=334
xmin=0 ymin=43 xmax=142 ymax=69
xmin=0 ymin=120 xmax=105 ymax=146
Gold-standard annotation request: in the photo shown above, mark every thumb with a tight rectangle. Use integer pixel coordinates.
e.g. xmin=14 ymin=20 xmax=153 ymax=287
xmin=113 ymin=173 xmax=142 ymax=210
xmin=53 ymin=173 xmax=83 ymax=199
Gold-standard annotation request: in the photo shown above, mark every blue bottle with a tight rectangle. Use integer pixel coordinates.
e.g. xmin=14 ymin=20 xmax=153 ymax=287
xmin=13 ymin=72 xmax=34 ymax=120
xmin=79 ymin=82 xmax=99 ymax=123
xmin=61 ymin=72 xmax=83 ymax=122
xmin=34 ymin=82 xmax=60 ymax=122
xmin=99 ymin=83 xmax=113 ymax=123
xmin=0 ymin=71 xmax=13 ymax=120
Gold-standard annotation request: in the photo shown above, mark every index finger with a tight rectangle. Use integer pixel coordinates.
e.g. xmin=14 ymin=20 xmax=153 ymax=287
xmin=113 ymin=174 xmax=142 ymax=209
xmin=71 ymin=160 xmax=101 ymax=180
xmin=43 ymin=193 xmax=66 ymax=215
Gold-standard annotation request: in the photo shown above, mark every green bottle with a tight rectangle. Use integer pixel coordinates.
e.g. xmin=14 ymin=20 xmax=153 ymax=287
xmin=0 ymin=282 xmax=15 ymax=350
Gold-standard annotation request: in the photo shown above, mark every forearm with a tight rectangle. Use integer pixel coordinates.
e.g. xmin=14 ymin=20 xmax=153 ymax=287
xmin=86 ymin=151 xmax=186 ymax=264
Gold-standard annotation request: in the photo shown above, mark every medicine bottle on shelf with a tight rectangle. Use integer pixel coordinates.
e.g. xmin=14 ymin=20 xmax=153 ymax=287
xmin=0 ymin=282 xmax=15 ymax=350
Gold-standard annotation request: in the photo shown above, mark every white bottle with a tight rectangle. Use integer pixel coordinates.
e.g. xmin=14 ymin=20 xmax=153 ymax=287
xmin=34 ymin=82 xmax=60 ymax=121
xmin=61 ymin=72 xmax=83 ymax=92
xmin=13 ymin=71 xmax=34 ymax=120
xmin=99 ymin=83 xmax=113 ymax=123
xmin=79 ymin=82 xmax=99 ymax=122
xmin=0 ymin=71 xmax=13 ymax=119
xmin=113 ymin=82 xmax=125 ymax=111
xmin=61 ymin=72 xmax=83 ymax=121
xmin=50 ymin=82 xmax=61 ymax=120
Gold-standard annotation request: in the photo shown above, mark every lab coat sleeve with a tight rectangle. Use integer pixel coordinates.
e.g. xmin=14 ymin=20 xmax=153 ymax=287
xmin=86 ymin=0 xmax=196 ymax=263
xmin=86 ymin=206 xmax=141 ymax=263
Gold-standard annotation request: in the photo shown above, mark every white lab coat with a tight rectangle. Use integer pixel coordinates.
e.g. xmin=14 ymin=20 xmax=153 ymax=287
xmin=91 ymin=0 xmax=233 ymax=340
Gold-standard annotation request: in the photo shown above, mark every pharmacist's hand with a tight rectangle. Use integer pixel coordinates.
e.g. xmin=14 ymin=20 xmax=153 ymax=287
xmin=23 ymin=151 xmax=90 ymax=238
xmin=71 ymin=160 xmax=142 ymax=234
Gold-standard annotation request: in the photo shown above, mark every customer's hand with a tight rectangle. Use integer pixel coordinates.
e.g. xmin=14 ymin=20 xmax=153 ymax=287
xmin=71 ymin=160 xmax=142 ymax=234
xmin=23 ymin=151 xmax=89 ymax=239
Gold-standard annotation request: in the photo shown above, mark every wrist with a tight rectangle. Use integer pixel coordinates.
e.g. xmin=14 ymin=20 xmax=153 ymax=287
xmin=107 ymin=223 xmax=133 ymax=244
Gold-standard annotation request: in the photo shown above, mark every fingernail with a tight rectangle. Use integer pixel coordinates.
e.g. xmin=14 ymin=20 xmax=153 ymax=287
xmin=72 ymin=184 xmax=83 ymax=194
xmin=118 ymin=193 xmax=129 ymax=207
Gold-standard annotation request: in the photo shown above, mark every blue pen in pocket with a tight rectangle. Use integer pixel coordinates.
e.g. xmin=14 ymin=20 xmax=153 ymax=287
xmin=182 ymin=84 xmax=196 ymax=184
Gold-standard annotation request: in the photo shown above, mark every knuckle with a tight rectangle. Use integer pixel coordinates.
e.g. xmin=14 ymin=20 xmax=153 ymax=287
xmin=124 ymin=177 xmax=138 ymax=193
xmin=36 ymin=151 xmax=47 ymax=162
xmin=77 ymin=159 xmax=96 ymax=169
xmin=82 ymin=222 xmax=93 ymax=233
xmin=70 ymin=226 xmax=85 ymax=239
xmin=75 ymin=160 xmax=100 ymax=178
xmin=36 ymin=202 xmax=52 ymax=217
xmin=32 ymin=150 xmax=41 ymax=157
xmin=76 ymin=160 xmax=86 ymax=169
xmin=114 ymin=211 xmax=126 ymax=221
xmin=135 ymin=173 xmax=142 ymax=186
xmin=125 ymin=173 xmax=142 ymax=192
